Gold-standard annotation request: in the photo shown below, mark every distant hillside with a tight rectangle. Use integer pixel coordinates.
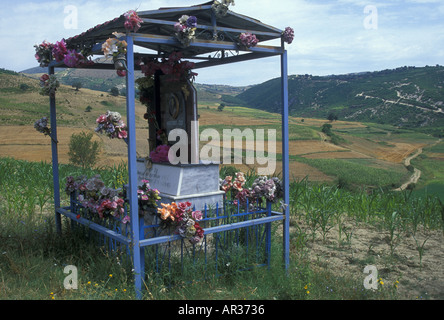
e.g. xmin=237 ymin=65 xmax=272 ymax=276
xmin=237 ymin=66 xmax=444 ymax=132
xmin=21 ymin=66 xmax=247 ymax=101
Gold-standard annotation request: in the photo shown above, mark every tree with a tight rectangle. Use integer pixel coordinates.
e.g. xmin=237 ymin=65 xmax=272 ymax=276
xmin=85 ymin=105 xmax=92 ymax=112
xmin=68 ymin=131 xmax=101 ymax=169
xmin=72 ymin=81 xmax=82 ymax=91
xmin=217 ymin=103 xmax=226 ymax=112
xmin=321 ymin=123 xmax=332 ymax=136
xmin=110 ymin=87 xmax=120 ymax=97
xmin=327 ymin=112 xmax=338 ymax=122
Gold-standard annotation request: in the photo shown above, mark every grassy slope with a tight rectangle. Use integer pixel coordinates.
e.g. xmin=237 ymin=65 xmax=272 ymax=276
xmin=236 ymin=66 xmax=444 ymax=131
xmin=0 ymin=68 xmax=441 ymax=191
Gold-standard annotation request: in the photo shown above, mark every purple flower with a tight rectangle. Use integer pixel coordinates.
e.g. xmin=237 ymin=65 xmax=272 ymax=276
xmin=186 ymin=16 xmax=197 ymax=28
xmin=283 ymin=27 xmax=294 ymax=44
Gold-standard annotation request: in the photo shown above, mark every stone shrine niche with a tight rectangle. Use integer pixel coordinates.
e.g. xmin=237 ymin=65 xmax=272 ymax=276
xmin=150 ymin=75 xmax=199 ymax=164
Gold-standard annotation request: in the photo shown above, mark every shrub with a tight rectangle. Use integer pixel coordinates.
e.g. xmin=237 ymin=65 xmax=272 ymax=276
xmin=68 ymin=131 xmax=101 ymax=169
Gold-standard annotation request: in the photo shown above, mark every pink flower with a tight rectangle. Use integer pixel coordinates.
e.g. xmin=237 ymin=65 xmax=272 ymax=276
xmin=283 ymin=27 xmax=294 ymax=44
xmin=124 ymin=10 xmax=143 ymax=32
xmin=192 ymin=211 xmax=203 ymax=221
xmin=63 ymin=49 xmax=79 ymax=67
xmin=118 ymin=129 xmax=128 ymax=139
xmin=96 ymin=114 xmax=107 ymax=123
xmin=122 ymin=215 xmax=131 ymax=224
xmin=52 ymin=40 xmax=68 ymax=62
xmin=40 ymin=74 xmax=50 ymax=83
xmin=174 ymin=22 xmax=186 ymax=33
xmin=239 ymin=33 xmax=259 ymax=48
xmin=116 ymin=70 xmax=127 ymax=77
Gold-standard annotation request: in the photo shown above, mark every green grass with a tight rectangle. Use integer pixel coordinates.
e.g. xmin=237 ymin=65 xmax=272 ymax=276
xmin=293 ymin=156 xmax=410 ymax=188
xmin=1 ymin=158 xmax=443 ymax=300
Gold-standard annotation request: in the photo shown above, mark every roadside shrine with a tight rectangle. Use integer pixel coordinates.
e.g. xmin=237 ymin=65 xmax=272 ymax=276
xmin=37 ymin=1 xmax=293 ymax=298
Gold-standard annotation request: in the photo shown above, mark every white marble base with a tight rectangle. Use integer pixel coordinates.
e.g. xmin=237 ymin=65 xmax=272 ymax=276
xmin=137 ymin=159 xmax=224 ymax=211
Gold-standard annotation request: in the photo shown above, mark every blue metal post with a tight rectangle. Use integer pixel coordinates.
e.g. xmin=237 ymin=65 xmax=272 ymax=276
xmin=125 ymin=35 xmax=143 ymax=299
xmin=49 ymin=66 xmax=61 ymax=234
xmin=266 ymin=201 xmax=272 ymax=268
xmin=281 ymin=49 xmax=290 ymax=271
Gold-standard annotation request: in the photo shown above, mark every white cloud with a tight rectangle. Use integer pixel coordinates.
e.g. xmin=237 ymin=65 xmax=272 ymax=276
xmin=1 ymin=0 xmax=443 ymax=86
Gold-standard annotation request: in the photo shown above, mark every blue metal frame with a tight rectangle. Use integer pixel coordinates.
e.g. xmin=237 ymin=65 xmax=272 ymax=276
xmin=48 ymin=5 xmax=291 ymax=299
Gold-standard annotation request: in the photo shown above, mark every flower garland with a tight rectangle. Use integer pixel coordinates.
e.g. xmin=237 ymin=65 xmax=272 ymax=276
xmin=95 ymin=111 xmax=128 ymax=140
xmin=124 ymin=10 xmax=143 ymax=32
xmin=34 ymin=39 xmax=92 ymax=68
xmin=157 ymin=202 xmax=204 ymax=244
xmin=138 ymin=51 xmax=197 ymax=82
xmin=174 ymin=15 xmax=197 ymax=47
xmin=39 ymin=74 xmax=60 ymax=97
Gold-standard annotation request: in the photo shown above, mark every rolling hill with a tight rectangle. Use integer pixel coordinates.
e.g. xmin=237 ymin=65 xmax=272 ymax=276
xmin=235 ymin=65 xmax=444 ymax=133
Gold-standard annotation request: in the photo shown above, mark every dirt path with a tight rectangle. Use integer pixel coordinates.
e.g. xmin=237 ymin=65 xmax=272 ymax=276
xmin=394 ymin=148 xmax=423 ymax=191
xmin=394 ymin=139 xmax=442 ymax=192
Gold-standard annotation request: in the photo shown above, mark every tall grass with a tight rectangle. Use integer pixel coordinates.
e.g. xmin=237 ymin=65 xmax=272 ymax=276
xmin=1 ymin=158 xmax=442 ymax=300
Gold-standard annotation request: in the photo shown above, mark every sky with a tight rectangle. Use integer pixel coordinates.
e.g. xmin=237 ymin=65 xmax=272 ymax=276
xmin=1 ymin=0 xmax=443 ymax=86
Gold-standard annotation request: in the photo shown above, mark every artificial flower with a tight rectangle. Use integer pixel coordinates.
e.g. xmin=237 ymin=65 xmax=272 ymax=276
xmin=95 ymin=111 xmax=128 ymax=140
xmin=283 ymin=27 xmax=294 ymax=44
xmin=124 ymin=10 xmax=143 ymax=32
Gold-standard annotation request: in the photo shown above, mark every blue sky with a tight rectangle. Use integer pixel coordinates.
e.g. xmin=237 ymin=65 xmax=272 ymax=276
xmin=1 ymin=0 xmax=443 ymax=86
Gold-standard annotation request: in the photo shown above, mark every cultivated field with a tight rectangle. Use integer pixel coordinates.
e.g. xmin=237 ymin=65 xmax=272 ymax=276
xmin=1 ymin=73 xmax=443 ymax=300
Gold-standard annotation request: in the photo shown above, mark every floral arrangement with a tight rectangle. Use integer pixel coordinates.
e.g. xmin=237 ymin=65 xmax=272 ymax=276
xmin=149 ymin=145 xmax=171 ymax=163
xmin=65 ymin=175 xmax=128 ymax=221
xmin=282 ymin=27 xmax=295 ymax=44
xmin=39 ymin=74 xmax=60 ymax=97
xmin=102 ymin=35 xmax=127 ymax=59
xmin=34 ymin=41 xmax=54 ymax=67
xmin=138 ymin=180 xmax=161 ymax=212
xmin=220 ymin=172 xmax=284 ymax=208
xmin=220 ymin=172 xmax=251 ymax=208
xmin=102 ymin=33 xmax=128 ymax=76
xmin=250 ymin=176 xmax=284 ymax=203
xmin=63 ymin=49 xmax=90 ymax=68
xmin=174 ymin=15 xmax=198 ymax=47
xmin=138 ymin=51 xmax=197 ymax=82
xmin=238 ymin=33 xmax=259 ymax=49
xmin=157 ymin=202 xmax=204 ymax=244
xmin=52 ymin=40 xmax=68 ymax=63
xmin=34 ymin=117 xmax=51 ymax=136
xmin=124 ymin=10 xmax=143 ymax=32
xmin=34 ymin=39 xmax=92 ymax=68
xmin=95 ymin=111 xmax=128 ymax=140
xmin=212 ymin=0 xmax=235 ymax=17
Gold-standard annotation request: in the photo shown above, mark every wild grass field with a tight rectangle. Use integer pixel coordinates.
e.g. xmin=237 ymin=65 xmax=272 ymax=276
xmin=1 ymin=71 xmax=443 ymax=300
xmin=0 ymin=158 xmax=443 ymax=300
